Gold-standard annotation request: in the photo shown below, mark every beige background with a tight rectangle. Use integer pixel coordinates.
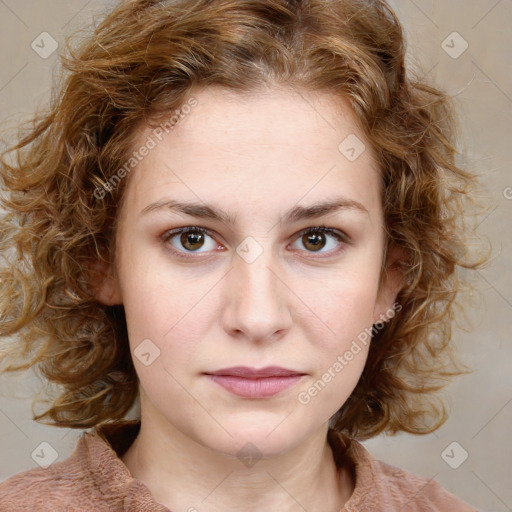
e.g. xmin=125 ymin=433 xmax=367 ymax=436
xmin=0 ymin=1 xmax=511 ymax=510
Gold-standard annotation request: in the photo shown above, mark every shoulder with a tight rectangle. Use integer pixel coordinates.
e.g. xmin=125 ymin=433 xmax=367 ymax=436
xmin=369 ymin=456 xmax=479 ymax=511
xmin=0 ymin=448 xmax=92 ymax=511
xmin=328 ymin=431 xmax=481 ymax=512
xmin=0 ymin=421 xmax=165 ymax=512
xmin=0 ymin=430 xmax=125 ymax=512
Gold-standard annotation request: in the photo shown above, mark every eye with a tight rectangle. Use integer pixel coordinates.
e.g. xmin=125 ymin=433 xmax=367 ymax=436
xmin=162 ymin=226 xmax=220 ymax=256
xmin=162 ymin=225 xmax=349 ymax=259
xmin=291 ymin=226 xmax=349 ymax=255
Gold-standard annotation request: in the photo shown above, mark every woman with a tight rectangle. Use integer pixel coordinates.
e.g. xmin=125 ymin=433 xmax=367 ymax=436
xmin=0 ymin=0 xmax=485 ymax=510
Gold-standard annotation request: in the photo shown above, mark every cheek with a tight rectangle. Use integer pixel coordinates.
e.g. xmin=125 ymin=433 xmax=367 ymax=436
xmin=297 ymin=284 xmax=374 ymax=412
xmin=312 ymin=269 xmax=380 ymax=341
xmin=117 ymin=254 xmax=220 ymax=376
xmin=117 ymin=234 xmax=188 ymax=331
xmin=300 ymin=269 xmax=379 ymax=391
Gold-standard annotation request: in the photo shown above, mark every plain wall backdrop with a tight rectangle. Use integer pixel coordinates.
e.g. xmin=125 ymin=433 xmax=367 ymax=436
xmin=0 ymin=1 xmax=511 ymax=511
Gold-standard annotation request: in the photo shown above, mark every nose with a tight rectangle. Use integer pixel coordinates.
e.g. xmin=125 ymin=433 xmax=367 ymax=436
xmin=221 ymin=247 xmax=293 ymax=343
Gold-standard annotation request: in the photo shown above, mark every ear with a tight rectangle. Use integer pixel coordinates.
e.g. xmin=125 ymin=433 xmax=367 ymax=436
xmin=372 ymin=244 xmax=406 ymax=324
xmin=88 ymin=258 xmax=123 ymax=306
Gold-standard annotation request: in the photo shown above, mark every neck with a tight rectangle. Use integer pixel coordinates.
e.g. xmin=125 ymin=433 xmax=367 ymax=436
xmin=120 ymin=416 xmax=354 ymax=512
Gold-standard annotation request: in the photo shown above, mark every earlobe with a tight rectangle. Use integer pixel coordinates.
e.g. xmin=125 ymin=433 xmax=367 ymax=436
xmin=88 ymin=259 xmax=123 ymax=306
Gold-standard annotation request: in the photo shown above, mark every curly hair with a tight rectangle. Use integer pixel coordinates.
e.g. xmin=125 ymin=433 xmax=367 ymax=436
xmin=0 ymin=0 xmax=487 ymax=438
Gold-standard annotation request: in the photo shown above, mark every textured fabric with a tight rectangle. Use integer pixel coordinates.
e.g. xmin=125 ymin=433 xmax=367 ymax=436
xmin=0 ymin=420 xmax=480 ymax=511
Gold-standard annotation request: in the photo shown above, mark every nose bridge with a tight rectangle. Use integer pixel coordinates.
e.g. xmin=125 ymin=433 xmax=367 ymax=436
xmin=240 ymin=249 xmax=276 ymax=302
xmin=224 ymin=239 xmax=290 ymax=339
xmin=236 ymin=243 xmax=279 ymax=311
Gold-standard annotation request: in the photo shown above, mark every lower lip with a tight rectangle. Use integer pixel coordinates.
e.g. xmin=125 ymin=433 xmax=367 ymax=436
xmin=206 ymin=374 xmax=304 ymax=398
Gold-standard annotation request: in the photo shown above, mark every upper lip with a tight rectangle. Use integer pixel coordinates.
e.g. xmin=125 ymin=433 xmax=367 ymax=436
xmin=205 ymin=366 xmax=305 ymax=378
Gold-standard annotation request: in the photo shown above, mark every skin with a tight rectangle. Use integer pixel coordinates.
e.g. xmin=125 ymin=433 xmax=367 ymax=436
xmin=95 ymin=84 xmax=402 ymax=512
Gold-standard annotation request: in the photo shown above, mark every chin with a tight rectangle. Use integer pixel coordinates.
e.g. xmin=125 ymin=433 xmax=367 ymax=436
xmin=193 ymin=414 xmax=312 ymax=460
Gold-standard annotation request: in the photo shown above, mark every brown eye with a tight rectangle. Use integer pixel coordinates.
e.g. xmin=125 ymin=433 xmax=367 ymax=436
xmin=180 ymin=230 xmax=206 ymax=251
xmin=302 ymin=231 xmax=327 ymax=252
xmin=293 ymin=227 xmax=348 ymax=255
xmin=163 ymin=227 xmax=218 ymax=256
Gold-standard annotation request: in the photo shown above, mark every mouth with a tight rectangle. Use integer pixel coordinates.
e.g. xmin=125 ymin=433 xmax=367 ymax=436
xmin=203 ymin=366 xmax=306 ymax=398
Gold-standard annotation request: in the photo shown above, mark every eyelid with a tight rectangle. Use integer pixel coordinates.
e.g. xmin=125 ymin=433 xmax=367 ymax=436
xmin=161 ymin=226 xmax=223 ymax=253
xmin=295 ymin=225 xmax=351 ymax=244
xmin=161 ymin=225 xmax=351 ymax=259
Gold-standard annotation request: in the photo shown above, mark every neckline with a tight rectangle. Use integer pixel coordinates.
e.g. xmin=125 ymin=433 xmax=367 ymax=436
xmin=89 ymin=420 xmax=374 ymax=511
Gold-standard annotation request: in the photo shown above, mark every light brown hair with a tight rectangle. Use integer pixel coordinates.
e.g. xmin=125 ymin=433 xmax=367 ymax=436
xmin=0 ymin=0 xmax=487 ymax=438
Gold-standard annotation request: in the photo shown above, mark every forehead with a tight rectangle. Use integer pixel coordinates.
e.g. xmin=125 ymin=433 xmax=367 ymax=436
xmin=122 ymin=85 xmax=382 ymax=222
xmin=141 ymin=84 xmax=369 ymax=150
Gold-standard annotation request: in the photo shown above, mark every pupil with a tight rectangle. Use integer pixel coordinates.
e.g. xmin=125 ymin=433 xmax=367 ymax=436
xmin=304 ymin=233 xmax=325 ymax=252
xmin=179 ymin=231 xmax=326 ymax=252
xmin=182 ymin=231 xmax=204 ymax=250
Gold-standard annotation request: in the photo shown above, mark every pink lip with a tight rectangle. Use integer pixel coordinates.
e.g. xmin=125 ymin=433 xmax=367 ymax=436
xmin=204 ymin=366 xmax=306 ymax=398
xmin=207 ymin=366 xmax=303 ymax=378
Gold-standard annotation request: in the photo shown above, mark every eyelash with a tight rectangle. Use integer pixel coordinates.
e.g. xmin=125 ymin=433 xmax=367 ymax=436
xmin=161 ymin=225 xmax=350 ymax=260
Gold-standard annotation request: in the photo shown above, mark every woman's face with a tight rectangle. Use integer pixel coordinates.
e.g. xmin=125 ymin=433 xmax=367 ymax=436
xmin=100 ymin=85 xmax=399 ymax=457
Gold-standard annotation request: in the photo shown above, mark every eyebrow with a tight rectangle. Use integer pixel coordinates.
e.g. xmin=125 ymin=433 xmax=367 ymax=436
xmin=139 ymin=196 xmax=369 ymax=225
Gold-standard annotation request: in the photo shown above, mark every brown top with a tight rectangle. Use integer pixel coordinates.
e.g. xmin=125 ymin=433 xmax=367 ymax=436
xmin=0 ymin=420 xmax=480 ymax=511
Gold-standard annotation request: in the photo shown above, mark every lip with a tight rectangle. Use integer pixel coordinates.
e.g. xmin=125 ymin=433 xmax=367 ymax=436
xmin=206 ymin=366 xmax=304 ymax=378
xmin=204 ymin=366 xmax=306 ymax=398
